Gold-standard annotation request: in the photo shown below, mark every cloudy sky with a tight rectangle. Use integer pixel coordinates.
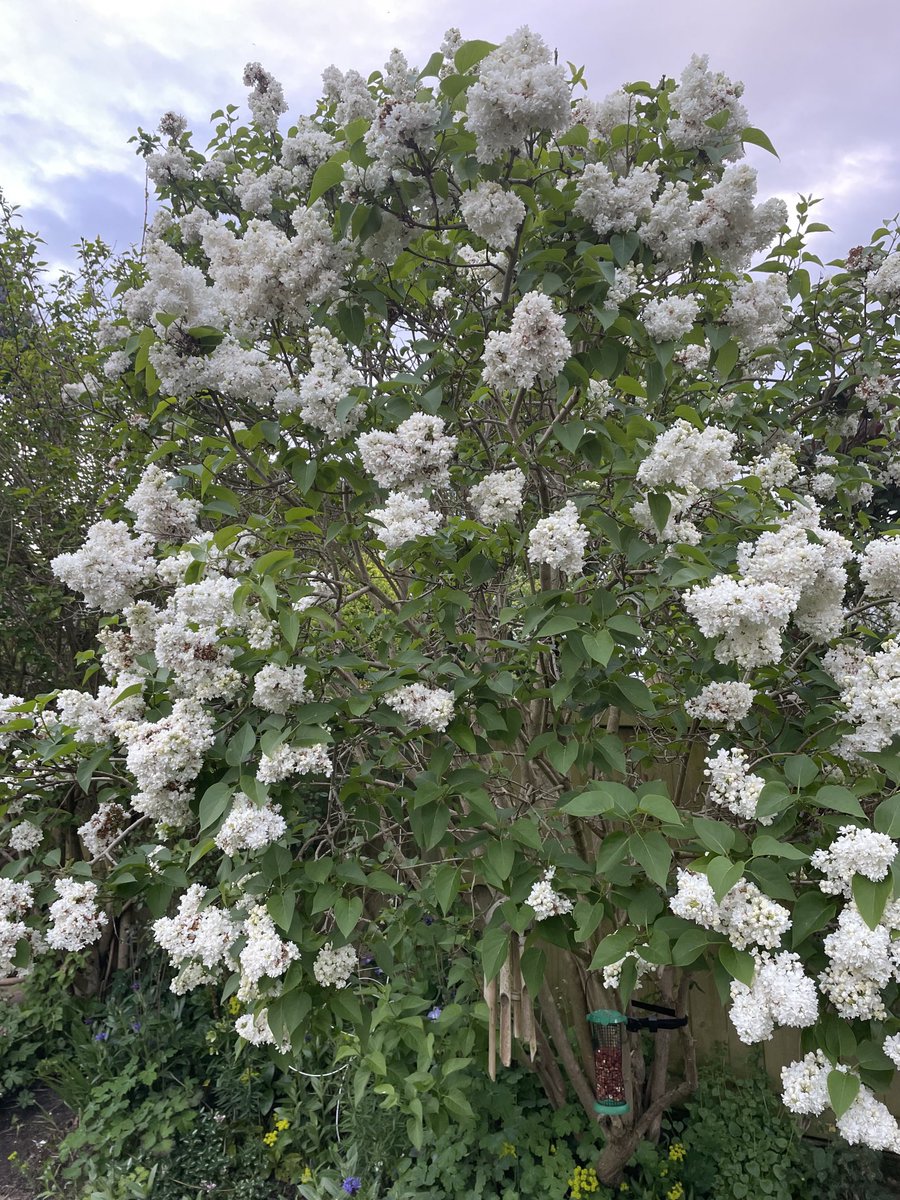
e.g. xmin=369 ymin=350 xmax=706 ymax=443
xmin=2 ymin=0 xmax=898 ymax=269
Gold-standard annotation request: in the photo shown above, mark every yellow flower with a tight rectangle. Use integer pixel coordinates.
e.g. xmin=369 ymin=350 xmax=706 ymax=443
xmin=668 ymin=1142 xmax=686 ymax=1162
xmin=500 ymin=1141 xmax=517 ymax=1158
xmin=262 ymin=1131 xmax=278 ymax=1147
xmin=300 ymin=1166 xmax=313 ymax=1183
xmin=227 ymin=995 xmax=241 ymax=1015
xmin=619 ymin=1185 xmax=629 ymax=1194
xmin=568 ymin=1165 xmax=600 ymax=1197
xmin=666 ymin=1185 xmax=684 ymax=1200
xmin=275 ymin=1118 xmax=290 ymax=1132
xmin=659 ymin=1165 xmax=669 ymax=1177
xmin=549 ymin=1142 xmax=557 ymax=1154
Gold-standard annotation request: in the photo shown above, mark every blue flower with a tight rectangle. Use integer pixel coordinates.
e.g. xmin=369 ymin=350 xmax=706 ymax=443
xmin=131 ymin=1021 xmax=142 ymax=1032
xmin=426 ymin=1006 xmax=442 ymax=1021
xmin=94 ymin=1030 xmax=109 ymax=1042
xmin=422 ymin=914 xmax=434 ymax=926
xmin=341 ymin=1177 xmax=361 ymax=1195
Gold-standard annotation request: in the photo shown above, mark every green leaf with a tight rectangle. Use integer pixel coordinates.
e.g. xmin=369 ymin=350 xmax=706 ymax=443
xmin=484 ymin=840 xmax=515 ymax=881
xmin=308 ymin=151 xmax=350 ymax=205
xmin=672 ymin=927 xmax=720 ymax=966
xmin=852 ymin=873 xmax=892 ymax=930
xmin=751 ymin=835 xmax=809 ymax=862
xmin=784 ymin=754 xmax=819 ymax=789
xmin=589 ymin=926 xmax=638 ymax=969
xmin=719 ymin=944 xmax=756 ymax=986
xmin=454 ymin=39 xmax=497 ymax=74
xmin=874 ymin=794 xmax=900 ymax=837
xmin=741 ymin=126 xmax=779 ymax=157
xmin=519 ymin=946 xmax=546 ymax=998
xmin=432 ymin=864 xmax=461 ymax=915
xmin=479 ymin=927 xmax=508 ymax=983
xmin=199 ymin=781 xmax=233 ymax=830
xmin=791 ymin=891 xmax=837 ymax=950
xmin=582 ymin=631 xmax=614 ymax=665
xmin=692 ymin=816 xmax=736 ymax=857
xmin=225 ymin=722 xmax=256 ymax=766
xmin=546 ymin=738 xmax=578 ymax=776
xmin=706 ymin=856 xmax=744 ymax=902
xmin=647 ymin=492 xmax=671 ymax=535
xmin=812 ymin=785 xmax=866 ymax=820
xmin=447 ymin=717 xmax=477 ymax=753
xmin=637 ymin=794 xmax=683 ymax=826
xmin=827 ymin=1070 xmax=859 ymax=1119
xmin=334 ymin=896 xmax=364 ymax=939
xmin=629 ymin=831 xmax=672 ymax=889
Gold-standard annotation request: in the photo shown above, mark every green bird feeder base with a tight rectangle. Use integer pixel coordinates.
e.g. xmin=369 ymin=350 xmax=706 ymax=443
xmin=587 ymin=1008 xmax=630 ymax=1116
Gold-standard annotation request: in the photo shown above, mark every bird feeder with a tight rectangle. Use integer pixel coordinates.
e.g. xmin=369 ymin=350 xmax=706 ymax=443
xmin=587 ymin=1009 xmax=629 ymax=1115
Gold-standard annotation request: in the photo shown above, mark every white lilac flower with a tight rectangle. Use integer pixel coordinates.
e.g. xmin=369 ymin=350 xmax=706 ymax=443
xmin=153 ymin=886 xmax=237 ymax=992
xmin=237 ymin=905 xmax=300 ymax=1001
xmin=859 ymin=537 xmax=900 ymax=601
xmin=526 ymin=502 xmax=589 ymax=576
xmin=215 ymin=794 xmax=287 ymax=857
xmin=642 ymin=296 xmax=699 ymax=342
xmin=460 ymin=181 xmax=526 ymax=250
xmin=469 ymin=468 xmax=526 ymax=526
xmin=869 ymin=253 xmax=900 ymax=303
xmin=46 ymin=879 xmax=108 ymax=952
xmin=117 ymin=700 xmax=216 ymax=825
xmin=669 ymin=870 xmax=790 ymax=951
xmin=78 ymin=803 xmax=129 ymax=860
xmin=51 ymin=521 xmax=156 ymax=612
xmin=526 ymin=868 xmax=573 ymax=920
xmin=466 ymin=27 xmax=571 ymax=162
xmin=0 ymin=695 xmax=26 ymax=751
xmin=725 ymin=275 xmax=790 ymax=350
xmin=276 ymin=327 xmax=365 ymax=437
xmin=574 ymin=163 xmax=658 ymax=238
xmin=602 ymin=950 xmax=656 ymax=991
xmin=668 ymin=54 xmax=748 ymax=157
xmin=482 ymin=292 xmax=571 ymax=392
xmin=385 ymin=683 xmax=454 ymax=731
xmin=8 ymin=822 xmax=42 ymax=854
xmin=367 ymin=492 xmax=443 ymax=549
xmin=243 ymin=62 xmax=288 ymax=132
xmin=357 ymin=413 xmax=456 ymax=491
xmin=313 ymin=942 xmax=358 ymax=988
xmin=685 ymin=681 xmax=755 ymax=727
xmin=728 ymin=952 xmax=818 ymax=1045
xmin=811 ymin=825 xmax=897 ymax=897
xmin=781 ymin=1051 xmax=831 ymax=1116
xmin=253 ymin=664 xmax=311 ymax=714
xmin=703 ymin=748 xmax=767 ymax=822
xmin=257 ymin=743 xmax=332 ymax=784
xmin=637 ymin=419 xmax=737 ymax=492
xmin=123 ymin=464 xmax=200 ymax=544
xmin=55 ymin=679 xmax=145 ymax=744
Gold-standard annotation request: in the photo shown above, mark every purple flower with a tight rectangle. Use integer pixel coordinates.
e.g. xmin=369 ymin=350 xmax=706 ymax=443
xmin=422 ymin=914 xmax=434 ymax=926
xmin=341 ymin=1178 xmax=361 ymax=1195
xmin=130 ymin=980 xmax=141 ymax=992
xmin=426 ymin=1006 xmax=442 ymax=1021
xmin=94 ymin=1030 xmax=109 ymax=1042
xmin=131 ymin=1021 xmax=142 ymax=1032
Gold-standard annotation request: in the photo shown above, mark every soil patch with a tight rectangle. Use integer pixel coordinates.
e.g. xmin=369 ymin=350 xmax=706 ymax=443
xmin=0 ymin=1088 xmax=72 ymax=1200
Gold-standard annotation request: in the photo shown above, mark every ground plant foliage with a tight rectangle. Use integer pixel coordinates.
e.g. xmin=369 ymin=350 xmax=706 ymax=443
xmin=2 ymin=23 xmax=900 ymax=1193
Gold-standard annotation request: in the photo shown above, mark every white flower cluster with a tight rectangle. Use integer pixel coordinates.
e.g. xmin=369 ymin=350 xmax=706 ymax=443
xmin=703 ymin=748 xmax=767 ymax=822
xmin=819 ymin=901 xmax=900 ymax=1020
xmin=460 ymin=182 xmax=526 ymax=250
xmin=467 ymin=27 xmax=571 ymax=162
xmin=358 ymin=413 xmax=456 ymax=491
xmin=117 ymin=700 xmax=217 ymax=825
xmin=602 ymin=950 xmax=656 ymax=991
xmin=0 ymin=694 xmax=25 ymax=751
xmin=668 ymin=54 xmax=747 ymax=156
xmin=385 ymin=683 xmax=454 ymax=731
xmin=642 ymin=296 xmax=700 ymax=342
xmin=243 ymin=62 xmax=288 ymax=132
xmin=257 ymin=742 xmax=332 ymax=784
xmin=834 ymin=638 xmax=900 ymax=756
xmin=321 ymin=65 xmax=376 ymax=126
xmin=669 ymin=871 xmax=790 ymax=951
xmin=724 ymin=275 xmax=790 ymax=350
xmin=684 ymin=503 xmax=852 ymax=666
xmin=237 ymin=905 xmax=300 ymax=1001
xmin=8 ymin=821 xmax=42 ymax=854
xmin=869 ymin=253 xmax=900 ymax=303
xmin=574 ymin=89 xmax=633 ymax=139
xmin=253 ymin=664 xmax=311 ymax=714
xmin=313 ymin=941 xmax=358 ymax=988
xmin=526 ymin=868 xmax=573 ymax=920
xmin=51 ymin=521 xmax=156 ymax=612
xmin=469 ymin=468 xmax=526 ymax=526
xmin=367 ymin=492 xmax=443 ymax=549
xmin=124 ymin=464 xmax=200 ymax=544
xmin=55 ymin=678 xmax=145 ymax=745
xmin=364 ymin=50 xmax=439 ymax=177
xmin=153 ymin=885 xmax=237 ymax=993
xmin=883 ymin=1032 xmax=900 ymax=1069
xmin=200 ymin=208 xmax=348 ymax=337
xmin=685 ymin=681 xmax=755 ymax=726
xmin=46 ymin=879 xmax=108 ymax=952
xmin=574 ymin=163 xmax=657 ymax=238
xmin=811 ymin=825 xmax=897 ymax=897
xmin=234 ymin=1008 xmax=289 ymax=1050
xmin=527 ymin=501 xmax=589 ymax=577
xmin=276 ymin=326 xmax=365 ymax=437
xmin=78 ymin=803 xmax=129 ymax=860
xmin=859 ymin=536 xmax=900 ymax=600
xmin=0 ymin=880 xmax=34 ymax=977
xmin=729 ymin=951 xmax=818 ymax=1044
xmin=153 ymin=622 xmax=241 ymax=703
xmin=215 ymin=794 xmax=287 ymax=857
xmin=637 ymin=419 xmax=737 ymax=492
xmin=482 ymin=292 xmax=572 ymax=391
xmin=149 ymin=332 xmax=290 ymax=406
xmin=123 ymin=238 xmax=220 ymax=333
xmin=782 ymin=1053 xmax=900 ymax=1153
